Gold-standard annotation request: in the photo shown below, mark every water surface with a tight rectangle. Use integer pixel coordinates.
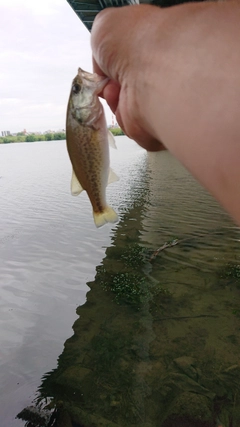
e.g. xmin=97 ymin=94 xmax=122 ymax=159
xmin=0 ymin=137 xmax=240 ymax=427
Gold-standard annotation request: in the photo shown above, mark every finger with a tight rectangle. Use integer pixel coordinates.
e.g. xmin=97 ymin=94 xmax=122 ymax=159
xmin=92 ymin=57 xmax=120 ymax=107
xmin=91 ymin=8 xmax=120 ymax=79
xmin=91 ymin=5 xmax=160 ymax=79
xmin=138 ymin=139 xmax=166 ymax=152
xmin=115 ymin=107 xmax=165 ymax=152
xmin=91 ymin=6 xmax=140 ymax=80
xmin=92 ymin=56 xmax=106 ymax=77
xmin=102 ymin=81 xmax=120 ymax=113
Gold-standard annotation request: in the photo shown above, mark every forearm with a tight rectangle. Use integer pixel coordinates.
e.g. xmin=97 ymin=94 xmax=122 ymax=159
xmin=142 ymin=2 xmax=240 ymax=223
xmin=92 ymin=2 xmax=240 ymax=224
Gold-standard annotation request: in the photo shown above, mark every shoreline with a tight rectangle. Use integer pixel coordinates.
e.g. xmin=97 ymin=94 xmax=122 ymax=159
xmin=0 ymin=128 xmax=124 ymax=145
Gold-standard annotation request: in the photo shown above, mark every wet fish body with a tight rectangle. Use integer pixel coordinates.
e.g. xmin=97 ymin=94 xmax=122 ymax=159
xmin=66 ymin=68 xmax=119 ymax=228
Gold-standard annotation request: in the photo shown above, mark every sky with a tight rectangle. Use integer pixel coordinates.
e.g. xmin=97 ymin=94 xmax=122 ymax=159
xmin=0 ymin=0 xmax=113 ymax=133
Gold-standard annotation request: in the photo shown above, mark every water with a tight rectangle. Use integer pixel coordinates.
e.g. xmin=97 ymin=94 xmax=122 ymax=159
xmin=0 ymin=137 xmax=240 ymax=427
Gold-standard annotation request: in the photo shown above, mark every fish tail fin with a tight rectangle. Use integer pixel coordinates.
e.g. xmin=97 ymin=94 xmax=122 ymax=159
xmin=93 ymin=206 xmax=118 ymax=228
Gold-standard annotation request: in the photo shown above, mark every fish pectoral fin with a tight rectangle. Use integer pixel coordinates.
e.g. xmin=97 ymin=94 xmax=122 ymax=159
xmin=108 ymin=130 xmax=117 ymax=149
xmin=108 ymin=168 xmax=119 ymax=185
xmin=71 ymin=169 xmax=83 ymax=196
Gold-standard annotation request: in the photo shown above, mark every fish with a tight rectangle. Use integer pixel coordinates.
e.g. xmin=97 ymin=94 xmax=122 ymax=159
xmin=66 ymin=67 xmax=119 ymax=228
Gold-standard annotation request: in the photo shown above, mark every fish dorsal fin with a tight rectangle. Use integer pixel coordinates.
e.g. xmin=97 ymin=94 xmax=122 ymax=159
xmin=108 ymin=167 xmax=119 ymax=185
xmin=71 ymin=169 xmax=83 ymax=196
xmin=108 ymin=130 xmax=117 ymax=149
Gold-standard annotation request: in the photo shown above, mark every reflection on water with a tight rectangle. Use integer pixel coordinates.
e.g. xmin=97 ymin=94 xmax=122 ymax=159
xmin=1 ymin=138 xmax=240 ymax=426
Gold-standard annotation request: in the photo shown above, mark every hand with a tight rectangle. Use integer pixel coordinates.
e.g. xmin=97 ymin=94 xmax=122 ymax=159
xmin=91 ymin=2 xmax=240 ymax=225
xmin=91 ymin=5 xmax=165 ymax=151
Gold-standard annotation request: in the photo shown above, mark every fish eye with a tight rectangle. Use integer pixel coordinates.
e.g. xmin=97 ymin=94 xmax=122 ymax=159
xmin=72 ymin=83 xmax=81 ymax=94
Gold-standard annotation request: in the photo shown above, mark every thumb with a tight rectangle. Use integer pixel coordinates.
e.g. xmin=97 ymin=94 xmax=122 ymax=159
xmin=91 ymin=5 xmax=150 ymax=81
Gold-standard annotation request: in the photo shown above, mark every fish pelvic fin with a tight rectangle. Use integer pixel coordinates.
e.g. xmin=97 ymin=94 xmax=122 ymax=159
xmin=93 ymin=206 xmax=118 ymax=228
xmin=108 ymin=130 xmax=117 ymax=149
xmin=71 ymin=169 xmax=83 ymax=196
xmin=108 ymin=167 xmax=119 ymax=185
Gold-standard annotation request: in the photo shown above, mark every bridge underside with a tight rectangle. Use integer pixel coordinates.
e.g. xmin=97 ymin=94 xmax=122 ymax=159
xmin=66 ymin=0 xmax=205 ymax=31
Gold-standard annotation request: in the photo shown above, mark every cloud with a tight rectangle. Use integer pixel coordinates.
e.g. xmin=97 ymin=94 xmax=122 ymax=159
xmin=0 ymin=0 xmax=113 ymax=133
xmin=0 ymin=0 xmax=61 ymax=16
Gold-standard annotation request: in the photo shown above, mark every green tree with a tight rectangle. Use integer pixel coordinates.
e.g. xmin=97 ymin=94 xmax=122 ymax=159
xmin=54 ymin=132 xmax=66 ymax=140
xmin=110 ymin=127 xmax=124 ymax=136
xmin=26 ymin=134 xmax=36 ymax=142
xmin=45 ymin=133 xmax=53 ymax=141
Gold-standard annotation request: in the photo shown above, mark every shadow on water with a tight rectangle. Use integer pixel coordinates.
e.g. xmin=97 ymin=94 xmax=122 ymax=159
xmin=17 ymin=152 xmax=240 ymax=427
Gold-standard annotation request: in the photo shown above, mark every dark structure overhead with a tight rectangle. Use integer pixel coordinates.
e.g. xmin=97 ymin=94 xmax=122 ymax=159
xmin=66 ymin=0 xmax=206 ymax=31
xmin=66 ymin=0 xmax=140 ymax=31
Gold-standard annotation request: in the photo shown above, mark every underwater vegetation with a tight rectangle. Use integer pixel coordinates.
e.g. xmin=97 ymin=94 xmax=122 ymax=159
xmin=217 ymin=261 xmax=240 ymax=317
xmin=98 ymin=270 xmax=170 ymax=308
xmin=100 ymin=271 xmax=147 ymax=306
xmin=219 ymin=262 xmax=240 ymax=283
xmin=120 ymin=243 xmax=149 ymax=268
xmin=96 ymin=242 xmax=171 ymax=308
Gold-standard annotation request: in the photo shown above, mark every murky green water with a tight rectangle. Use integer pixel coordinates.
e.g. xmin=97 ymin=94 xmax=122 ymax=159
xmin=1 ymin=137 xmax=240 ymax=427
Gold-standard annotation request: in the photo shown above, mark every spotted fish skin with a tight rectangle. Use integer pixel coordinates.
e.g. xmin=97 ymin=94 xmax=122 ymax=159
xmin=66 ymin=68 xmax=119 ymax=228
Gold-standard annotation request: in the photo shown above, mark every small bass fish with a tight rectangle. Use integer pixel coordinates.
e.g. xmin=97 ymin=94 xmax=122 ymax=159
xmin=66 ymin=68 xmax=119 ymax=228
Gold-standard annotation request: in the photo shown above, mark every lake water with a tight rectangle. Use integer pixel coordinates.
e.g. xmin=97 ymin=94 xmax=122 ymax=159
xmin=0 ymin=137 xmax=240 ymax=427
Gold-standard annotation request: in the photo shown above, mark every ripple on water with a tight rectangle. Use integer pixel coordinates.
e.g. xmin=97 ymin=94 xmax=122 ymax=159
xmin=1 ymin=138 xmax=240 ymax=426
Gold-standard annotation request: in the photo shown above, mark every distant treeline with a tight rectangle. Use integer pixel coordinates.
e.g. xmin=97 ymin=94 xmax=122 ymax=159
xmin=0 ymin=128 xmax=124 ymax=144
xmin=109 ymin=127 xmax=124 ymax=136
xmin=0 ymin=132 xmax=66 ymax=144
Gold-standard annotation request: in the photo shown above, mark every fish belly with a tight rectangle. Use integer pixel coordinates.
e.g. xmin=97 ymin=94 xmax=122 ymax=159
xmin=67 ymin=123 xmax=118 ymax=227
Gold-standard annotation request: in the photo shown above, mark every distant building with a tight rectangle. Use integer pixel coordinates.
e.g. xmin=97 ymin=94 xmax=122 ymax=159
xmin=108 ymin=115 xmax=119 ymax=128
xmin=1 ymin=131 xmax=10 ymax=136
xmin=44 ymin=130 xmax=55 ymax=134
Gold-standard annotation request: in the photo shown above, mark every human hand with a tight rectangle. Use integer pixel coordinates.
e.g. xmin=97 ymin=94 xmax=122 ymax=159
xmin=91 ymin=2 xmax=240 ymax=225
xmin=91 ymin=5 xmax=165 ymax=151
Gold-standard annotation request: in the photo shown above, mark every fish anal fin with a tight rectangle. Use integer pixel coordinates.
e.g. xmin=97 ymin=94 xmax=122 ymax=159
xmin=108 ymin=130 xmax=117 ymax=149
xmin=71 ymin=169 xmax=83 ymax=196
xmin=108 ymin=168 xmax=119 ymax=185
xmin=93 ymin=206 xmax=118 ymax=228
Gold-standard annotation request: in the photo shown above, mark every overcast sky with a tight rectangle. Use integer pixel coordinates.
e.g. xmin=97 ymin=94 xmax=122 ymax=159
xmin=0 ymin=0 xmax=113 ymax=133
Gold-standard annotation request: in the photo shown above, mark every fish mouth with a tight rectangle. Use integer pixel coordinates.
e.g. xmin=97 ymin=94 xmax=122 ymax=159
xmin=94 ymin=76 xmax=109 ymax=94
xmin=78 ymin=67 xmax=109 ymax=93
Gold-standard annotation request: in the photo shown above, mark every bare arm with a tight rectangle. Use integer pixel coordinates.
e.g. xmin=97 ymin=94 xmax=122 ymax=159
xmin=91 ymin=2 xmax=240 ymax=224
